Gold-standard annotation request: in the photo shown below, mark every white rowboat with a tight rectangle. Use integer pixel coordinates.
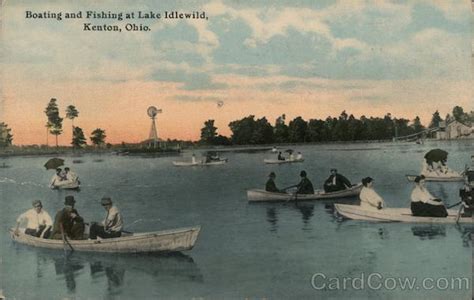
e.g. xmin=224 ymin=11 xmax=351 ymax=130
xmin=172 ymin=159 xmax=227 ymax=167
xmin=263 ymin=158 xmax=304 ymax=164
xmin=51 ymin=180 xmax=80 ymax=190
xmin=247 ymin=184 xmax=363 ymax=202
xmin=405 ymin=174 xmax=464 ymax=182
xmin=10 ymin=226 xmax=201 ymax=253
xmin=334 ymin=204 xmax=473 ymax=224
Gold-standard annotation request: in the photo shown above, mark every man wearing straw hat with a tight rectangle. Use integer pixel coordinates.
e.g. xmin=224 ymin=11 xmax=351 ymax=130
xmin=89 ymin=197 xmax=123 ymax=239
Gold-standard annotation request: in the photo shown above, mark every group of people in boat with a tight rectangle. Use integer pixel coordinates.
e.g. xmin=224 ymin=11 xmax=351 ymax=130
xmin=357 ymin=174 xmax=474 ymax=218
xmin=49 ymin=167 xmax=80 ymax=188
xmin=14 ymin=195 xmax=123 ymax=240
xmin=265 ymin=169 xmax=352 ymax=195
xmin=277 ymin=151 xmax=303 ymax=161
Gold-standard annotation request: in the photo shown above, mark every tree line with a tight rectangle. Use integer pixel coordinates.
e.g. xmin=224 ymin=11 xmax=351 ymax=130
xmin=44 ymin=98 xmax=107 ymax=148
xmin=200 ymin=106 xmax=474 ymax=145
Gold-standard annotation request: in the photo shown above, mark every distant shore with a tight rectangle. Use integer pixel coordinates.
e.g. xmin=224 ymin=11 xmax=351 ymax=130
xmin=0 ymin=138 xmax=454 ymax=157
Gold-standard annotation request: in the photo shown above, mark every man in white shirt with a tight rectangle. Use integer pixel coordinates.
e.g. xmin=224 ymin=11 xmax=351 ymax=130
xmin=359 ymin=177 xmax=384 ymax=210
xmin=89 ymin=197 xmax=123 ymax=239
xmin=14 ymin=200 xmax=53 ymax=238
xmin=411 ymin=175 xmax=447 ymax=217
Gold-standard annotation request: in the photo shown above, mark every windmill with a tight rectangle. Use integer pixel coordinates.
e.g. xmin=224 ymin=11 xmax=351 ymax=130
xmin=147 ymin=106 xmax=162 ymax=148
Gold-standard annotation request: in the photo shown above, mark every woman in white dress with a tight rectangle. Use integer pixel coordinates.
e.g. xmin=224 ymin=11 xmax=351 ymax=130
xmin=359 ymin=177 xmax=384 ymax=210
xmin=410 ymin=175 xmax=447 ymax=217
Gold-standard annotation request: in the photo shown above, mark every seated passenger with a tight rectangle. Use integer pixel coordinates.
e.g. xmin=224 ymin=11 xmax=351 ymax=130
xmin=265 ymin=172 xmax=282 ymax=193
xmin=323 ymin=169 xmax=352 ymax=193
xmin=359 ymin=177 xmax=384 ymax=210
xmin=296 ymin=152 xmax=303 ymax=160
xmin=50 ymin=196 xmax=85 ymax=240
xmin=89 ymin=197 xmax=123 ymax=239
xmin=277 ymin=152 xmax=285 ymax=161
xmin=410 ymin=175 xmax=447 ymax=218
xmin=50 ymin=168 xmax=66 ymax=188
xmin=64 ymin=167 xmax=78 ymax=183
xmin=14 ymin=200 xmax=52 ymax=238
xmin=296 ymin=170 xmax=314 ymax=195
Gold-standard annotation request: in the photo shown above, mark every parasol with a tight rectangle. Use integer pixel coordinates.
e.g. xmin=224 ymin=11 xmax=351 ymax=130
xmin=44 ymin=158 xmax=64 ymax=170
xmin=424 ymin=149 xmax=448 ymax=163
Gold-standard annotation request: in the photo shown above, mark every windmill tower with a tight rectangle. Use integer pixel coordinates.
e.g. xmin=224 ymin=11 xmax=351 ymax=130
xmin=147 ymin=106 xmax=162 ymax=148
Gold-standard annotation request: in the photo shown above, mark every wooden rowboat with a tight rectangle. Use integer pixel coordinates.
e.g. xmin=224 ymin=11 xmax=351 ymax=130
xmin=334 ymin=204 xmax=473 ymax=224
xmin=263 ymin=158 xmax=304 ymax=164
xmin=10 ymin=226 xmax=201 ymax=253
xmin=172 ymin=159 xmax=227 ymax=167
xmin=247 ymin=184 xmax=363 ymax=202
xmin=405 ymin=174 xmax=464 ymax=182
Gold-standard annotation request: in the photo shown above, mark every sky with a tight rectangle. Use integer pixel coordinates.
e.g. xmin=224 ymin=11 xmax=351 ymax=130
xmin=0 ymin=0 xmax=472 ymax=145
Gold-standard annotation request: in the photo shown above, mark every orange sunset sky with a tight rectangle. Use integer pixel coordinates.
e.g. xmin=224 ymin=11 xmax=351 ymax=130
xmin=1 ymin=1 xmax=472 ymax=145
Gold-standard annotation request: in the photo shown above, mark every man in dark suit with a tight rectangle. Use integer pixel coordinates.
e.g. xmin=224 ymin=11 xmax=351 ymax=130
xmin=323 ymin=169 xmax=352 ymax=193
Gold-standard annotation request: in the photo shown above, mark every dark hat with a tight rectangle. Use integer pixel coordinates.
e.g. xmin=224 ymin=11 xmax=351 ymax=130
xmin=330 ymin=168 xmax=337 ymax=172
xmin=64 ymin=195 xmax=75 ymax=205
xmin=414 ymin=175 xmax=426 ymax=183
xmin=300 ymin=170 xmax=307 ymax=177
xmin=269 ymin=172 xmax=276 ymax=178
xmin=362 ymin=177 xmax=373 ymax=186
xmin=32 ymin=200 xmax=42 ymax=207
xmin=64 ymin=167 xmax=70 ymax=171
xmin=101 ymin=197 xmax=112 ymax=206
xmin=56 ymin=168 xmax=62 ymax=171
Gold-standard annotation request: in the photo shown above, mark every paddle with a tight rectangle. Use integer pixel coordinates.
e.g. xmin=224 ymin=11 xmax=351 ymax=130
xmin=446 ymin=201 xmax=462 ymax=209
xmin=455 ymin=204 xmax=464 ymax=224
xmin=62 ymin=232 xmax=74 ymax=252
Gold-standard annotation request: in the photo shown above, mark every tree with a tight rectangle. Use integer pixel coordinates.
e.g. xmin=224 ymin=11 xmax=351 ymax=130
xmin=274 ymin=114 xmax=289 ymax=143
xmin=71 ymin=126 xmax=87 ymax=148
xmin=288 ymin=116 xmax=308 ymax=142
xmin=411 ymin=116 xmax=424 ymax=132
xmin=252 ymin=117 xmax=274 ymax=144
xmin=65 ymin=105 xmax=79 ymax=127
xmin=429 ymin=110 xmax=443 ymax=128
xmin=90 ymin=128 xmax=107 ymax=147
xmin=44 ymin=98 xmax=63 ymax=147
xmin=0 ymin=122 xmax=13 ymax=147
xmin=229 ymin=115 xmax=257 ymax=145
xmin=452 ymin=106 xmax=465 ymax=122
xmin=200 ymin=120 xmax=218 ymax=144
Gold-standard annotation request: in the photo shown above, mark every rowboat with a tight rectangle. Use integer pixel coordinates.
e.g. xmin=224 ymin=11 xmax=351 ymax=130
xmin=247 ymin=184 xmax=363 ymax=202
xmin=263 ymin=158 xmax=304 ymax=164
xmin=405 ymin=174 xmax=464 ymax=182
xmin=334 ymin=204 xmax=473 ymax=224
xmin=10 ymin=226 xmax=201 ymax=253
xmin=172 ymin=159 xmax=227 ymax=167
xmin=51 ymin=180 xmax=80 ymax=190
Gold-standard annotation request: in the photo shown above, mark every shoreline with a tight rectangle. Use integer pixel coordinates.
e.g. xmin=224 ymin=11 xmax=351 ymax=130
xmin=1 ymin=138 xmax=471 ymax=157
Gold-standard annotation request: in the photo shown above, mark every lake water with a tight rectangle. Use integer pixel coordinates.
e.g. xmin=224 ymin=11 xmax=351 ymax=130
xmin=0 ymin=141 xmax=472 ymax=299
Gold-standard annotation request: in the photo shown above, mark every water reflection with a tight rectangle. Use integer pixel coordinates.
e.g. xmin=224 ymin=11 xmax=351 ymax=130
xmin=411 ymin=225 xmax=446 ymax=240
xmin=295 ymin=203 xmax=314 ymax=229
xmin=33 ymin=250 xmax=202 ymax=296
xmin=266 ymin=207 xmax=278 ymax=232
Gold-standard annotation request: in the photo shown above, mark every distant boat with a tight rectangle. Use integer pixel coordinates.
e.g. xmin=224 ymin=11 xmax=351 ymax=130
xmin=264 ymin=158 xmax=304 ymax=164
xmin=172 ymin=158 xmax=228 ymax=167
xmin=247 ymin=184 xmax=363 ymax=202
xmin=10 ymin=226 xmax=201 ymax=254
xmin=51 ymin=180 xmax=80 ymax=190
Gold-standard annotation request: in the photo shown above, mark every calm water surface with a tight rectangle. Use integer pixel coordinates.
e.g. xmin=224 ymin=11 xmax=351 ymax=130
xmin=0 ymin=141 xmax=472 ymax=299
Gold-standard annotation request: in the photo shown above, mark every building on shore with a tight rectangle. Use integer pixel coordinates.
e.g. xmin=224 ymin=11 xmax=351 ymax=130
xmin=436 ymin=120 xmax=474 ymax=139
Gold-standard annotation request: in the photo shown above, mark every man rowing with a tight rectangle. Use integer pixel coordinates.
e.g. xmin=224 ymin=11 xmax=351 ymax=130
xmin=89 ymin=197 xmax=123 ymax=239
xmin=50 ymin=196 xmax=85 ymax=240
xmin=359 ymin=177 xmax=384 ymax=210
xmin=14 ymin=200 xmax=52 ymax=238
xmin=277 ymin=151 xmax=285 ymax=161
xmin=410 ymin=175 xmax=447 ymax=217
xmin=265 ymin=172 xmax=282 ymax=193
xmin=296 ymin=170 xmax=314 ymax=194
xmin=323 ymin=169 xmax=352 ymax=193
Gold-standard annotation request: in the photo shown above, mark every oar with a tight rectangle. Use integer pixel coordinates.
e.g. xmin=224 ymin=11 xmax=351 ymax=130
xmin=455 ymin=204 xmax=464 ymax=224
xmin=62 ymin=232 xmax=74 ymax=252
xmin=447 ymin=201 xmax=462 ymax=209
